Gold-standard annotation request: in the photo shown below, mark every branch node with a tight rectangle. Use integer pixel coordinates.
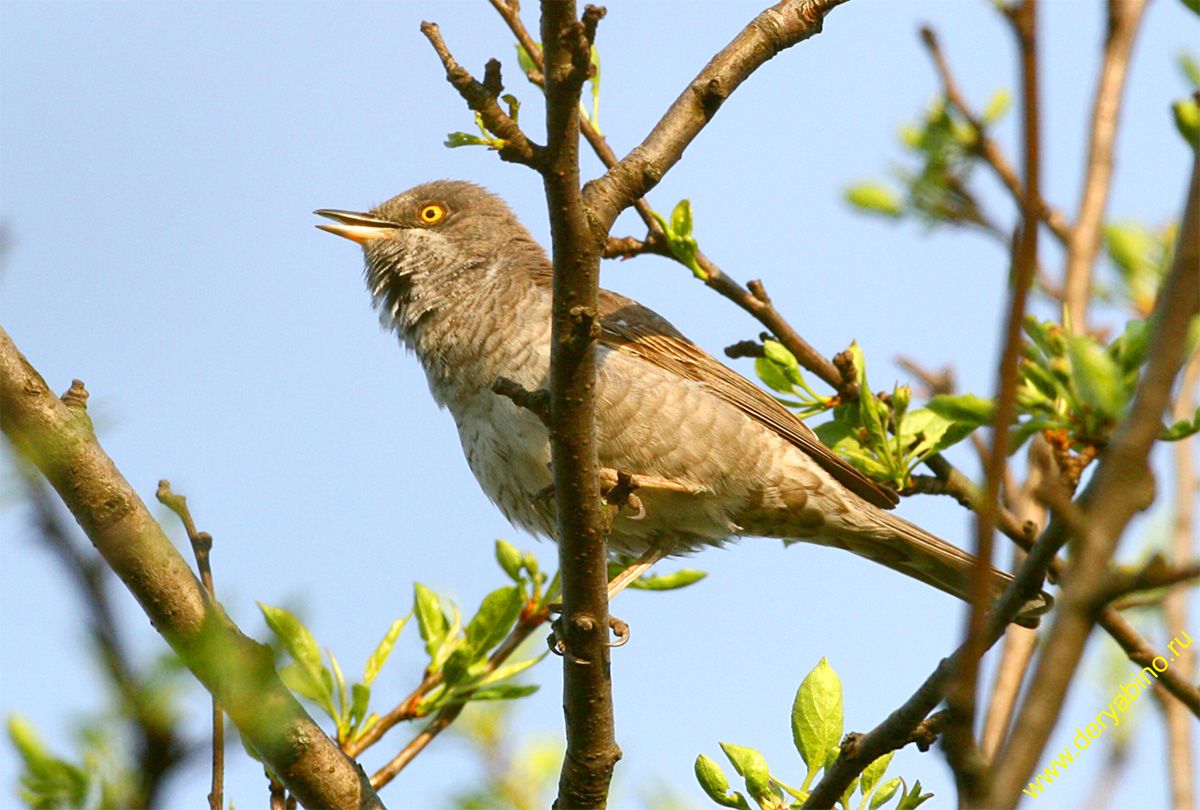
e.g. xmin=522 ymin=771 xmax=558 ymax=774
xmin=724 ymin=340 xmax=765 ymax=360
xmin=60 ymin=379 xmax=89 ymax=410
xmin=491 ymin=376 xmax=552 ymax=428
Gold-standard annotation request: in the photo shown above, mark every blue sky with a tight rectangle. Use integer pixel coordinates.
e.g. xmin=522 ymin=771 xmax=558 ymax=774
xmin=2 ymin=1 xmax=1196 ymax=808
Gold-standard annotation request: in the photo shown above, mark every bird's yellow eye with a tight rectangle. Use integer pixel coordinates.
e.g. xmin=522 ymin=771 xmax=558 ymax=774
xmin=419 ymin=204 xmax=445 ymax=224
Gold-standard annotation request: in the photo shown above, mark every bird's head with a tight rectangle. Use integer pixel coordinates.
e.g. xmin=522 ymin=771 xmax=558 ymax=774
xmin=316 ymin=180 xmax=542 ymax=324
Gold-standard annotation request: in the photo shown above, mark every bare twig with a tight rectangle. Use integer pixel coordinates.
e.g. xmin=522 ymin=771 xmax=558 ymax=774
xmin=1062 ymin=0 xmax=1149 ymax=333
xmin=0 ymin=326 xmax=384 ymax=810
xmin=919 ymin=24 xmax=1071 ymax=246
xmin=156 ymin=481 xmax=223 ymax=810
xmin=802 ymin=496 xmax=1062 ymax=809
xmin=988 ymin=131 xmax=1200 ymax=808
xmin=420 ymin=22 xmax=546 ymax=169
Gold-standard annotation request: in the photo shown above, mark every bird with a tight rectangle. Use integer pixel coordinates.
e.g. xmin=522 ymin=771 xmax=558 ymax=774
xmin=316 ymin=180 xmax=1051 ymax=625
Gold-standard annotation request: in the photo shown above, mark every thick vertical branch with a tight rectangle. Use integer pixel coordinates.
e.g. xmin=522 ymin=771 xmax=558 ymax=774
xmin=1062 ymin=0 xmax=1148 ymax=332
xmin=539 ymin=4 xmax=621 ymax=808
xmin=0 ymin=326 xmax=384 ymax=810
xmin=943 ymin=1 xmax=1041 ymax=801
xmin=989 ymin=140 xmax=1200 ymax=809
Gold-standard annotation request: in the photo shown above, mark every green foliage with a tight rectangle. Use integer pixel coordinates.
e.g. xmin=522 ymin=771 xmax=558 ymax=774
xmin=1102 ymin=221 xmax=1177 ymax=317
xmin=607 ymin=558 xmax=707 ymax=591
xmin=846 ymin=93 xmax=1010 ymax=234
xmin=694 ymin=659 xmax=931 ymax=810
xmin=8 ymin=716 xmax=92 ymax=810
xmin=799 ymin=344 xmax=975 ymax=490
xmin=651 ymin=199 xmax=706 ymax=279
xmin=262 ymin=542 xmax=559 ymax=745
xmin=445 ymin=100 xmax=522 ymax=151
xmin=445 ymin=702 xmax=562 ymax=810
xmin=754 ymin=340 xmax=838 ymax=418
xmin=7 ymin=644 xmax=187 ymax=810
xmin=927 ymin=316 xmax=1200 ymax=457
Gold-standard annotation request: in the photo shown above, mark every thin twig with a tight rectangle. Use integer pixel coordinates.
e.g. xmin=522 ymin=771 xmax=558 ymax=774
xmin=943 ymin=1 xmax=1042 ymax=798
xmin=157 ymin=481 xmax=223 ymax=810
xmin=919 ymin=24 xmax=1071 ymax=246
xmin=420 ymin=21 xmax=546 ymax=169
xmin=368 ymin=606 xmax=549 ymax=788
xmin=1061 ymin=0 xmax=1149 ymax=332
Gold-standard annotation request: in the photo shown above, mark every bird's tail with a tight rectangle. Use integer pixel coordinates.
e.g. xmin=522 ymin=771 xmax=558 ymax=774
xmin=823 ymin=510 xmax=1053 ymax=628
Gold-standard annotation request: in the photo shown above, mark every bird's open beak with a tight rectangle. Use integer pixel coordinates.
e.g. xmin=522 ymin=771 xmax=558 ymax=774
xmin=314 ymin=209 xmax=398 ymax=245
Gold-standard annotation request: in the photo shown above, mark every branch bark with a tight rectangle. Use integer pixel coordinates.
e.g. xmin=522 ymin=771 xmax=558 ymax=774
xmin=537 ymin=4 xmax=621 ymax=808
xmin=944 ymin=2 xmax=1042 ymax=800
xmin=0 ymin=325 xmax=383 ymax=810
xmin=987 ymin=132 xmax=1200 ymax=809
xmin=1062 ymin=0 xmax=1148 ymax=332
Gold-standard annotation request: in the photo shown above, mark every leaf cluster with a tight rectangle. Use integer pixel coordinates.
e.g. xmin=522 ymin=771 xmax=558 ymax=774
xmin=926 ymin=316 xmax=1200 ymax=456
xmin=694 ymin=659 xmax=932 ymax=810
xmin=260 ymin=540 xmax=558 ymax=747
xmin=755 ymin=341 xmax=975 ymax=490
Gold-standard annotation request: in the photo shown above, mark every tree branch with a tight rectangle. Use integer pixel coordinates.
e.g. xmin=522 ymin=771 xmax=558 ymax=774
xmin=919 ymin=25 xmax=1071 ymax=246
xmin=1062 ymin=0 xmax=1148 ymax=332
xmin=420 ymin=21 xmax=546 ymax=170
xmin=535 ymin=4 xmax=622 ymax=808
xmin=988 ymin=132 xmax=1200 ymax=808
xmin=943 ymin=2 xmax=1042 ymax=799
xmin=0 ymin=325 xmax=384 ymax=810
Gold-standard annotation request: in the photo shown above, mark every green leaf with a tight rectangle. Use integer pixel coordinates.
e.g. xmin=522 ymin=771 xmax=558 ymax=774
xmin=429 ymin=602 xmax=463 ymax=672
xmin=860 ymin=751 xmax=894 ymax=796
xmin=515 ymin=42 xmax=539 ymax=77
xmin=495 ymin=539 xmax=524 ymax=581
xmin=1108 ymin=320 xmax=1150 ymax=372
xmin=1068 ymin=336 xmax=1125 ymax=417
xmin=671 ymin=198 xmax=694 ymax=239
xmin=473 ymin=652 xmax=548 ymax=689
xmin=895 ymin=779 xmax=934 ymax=810
xmin=982 ymin=88 xmax=1011 ymax=124
xmin=1162 ymin=407 xmax=1200 ymax=441
xmin=413 ymin=583 xmax=450 ymax=658
xmin=719 ymin=742 xmax=772 ymax=804
xmin=465 ymin=585 xmax=526 ymax=656
xmin=1173 ymin=98 xmax=1200 ymax=150
xmin=626 ymin=569 xmax=708 ymax=590
xmin=695 ymin=754 xmax=751 ymax=809
xmin=445 ymin=131 xmax=490 ymax=149
xmin=460 ymin=683 xmax=540 ymax=702
xmin=1180 ymin=51 xmax=1200 ymax=89
xmin=348 ymin=683 xmax=370 ymax=734
xmin=1181 ymin=0 xmax=1200 ymax=20
xmin=756 ymin=356 xmax=797 ymax=395
xmin=364 ymin=615 xmax=409 ymax=686
xmin=260 ymin=603 xmax=334 ymax=715
xmin=896 ymin=408 xmax=975 ymax=460
xmin=845 ymin=183 xmax=903 ymax=217
xmin=792 ymin=658 xmax=844 ymax=770
xmin=870 ymin=778 xmax=901 ymax=810
xmin=926 ymin=393 xmax=995 ymax=428
xmin=442 ymin=645 xmax=474 ymax=688
xmin=279 ymin=661 xmax=335 ymax=718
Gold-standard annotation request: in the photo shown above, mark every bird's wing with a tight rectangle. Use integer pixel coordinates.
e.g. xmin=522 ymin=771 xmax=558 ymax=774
xmin=596 ymin=288 xmax=900 ymax=510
